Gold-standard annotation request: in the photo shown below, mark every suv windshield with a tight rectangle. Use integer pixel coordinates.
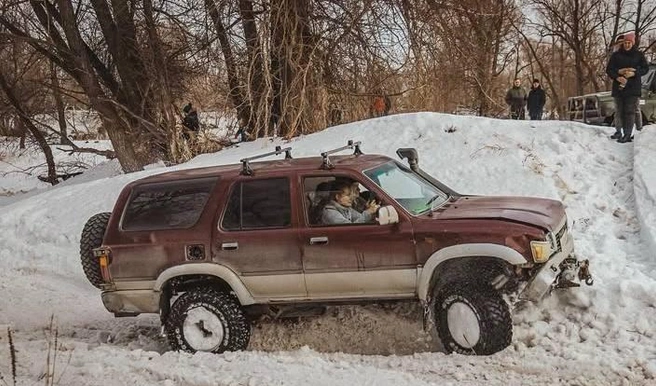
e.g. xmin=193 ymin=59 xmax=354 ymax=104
xmin=364 ymin=161 xmax=448 ymax=215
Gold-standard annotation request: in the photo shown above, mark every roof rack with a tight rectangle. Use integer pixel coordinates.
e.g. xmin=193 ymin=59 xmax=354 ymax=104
xmin=320 ymin=140 xmax=363 ymax=169
xmin=240 ymin=145 xmax=293 ymax=175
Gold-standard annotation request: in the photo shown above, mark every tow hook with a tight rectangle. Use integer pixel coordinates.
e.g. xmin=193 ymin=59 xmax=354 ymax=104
xmin=578 ymin=259 xmax=593 ymax=286
xmin=554 ymin=258 xmax=593 ymax=289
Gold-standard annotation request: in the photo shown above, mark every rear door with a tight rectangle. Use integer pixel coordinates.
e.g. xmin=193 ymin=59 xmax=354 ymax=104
xmin=211 ymin=175 xmax=306 ymax=300
xmin=107 ymin=177 xmax=218 ymax=286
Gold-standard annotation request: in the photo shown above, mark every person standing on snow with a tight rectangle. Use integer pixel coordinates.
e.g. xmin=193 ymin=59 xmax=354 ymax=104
xmin=606 ymin=32 xmax=649 ymax=143
xmin=505 ymin=78 xmax=527 ymax=120
xmin=609 ymin=34 xmax=643 ymax=139
xmin=527 ymin=79 xmax=546 ymax=120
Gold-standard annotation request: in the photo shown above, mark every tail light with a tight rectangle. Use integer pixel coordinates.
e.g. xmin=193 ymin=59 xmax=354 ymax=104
xmin=93 ymin=247 xmax=113 ymax=282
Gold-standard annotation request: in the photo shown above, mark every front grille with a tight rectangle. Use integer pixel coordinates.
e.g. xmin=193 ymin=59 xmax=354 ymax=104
xmin=550 ymin=221 xmax=568 ymax=257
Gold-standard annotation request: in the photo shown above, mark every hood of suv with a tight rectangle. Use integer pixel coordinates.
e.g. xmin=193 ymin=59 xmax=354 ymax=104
xmin=432 ymin=196 xmax=565 ymax=232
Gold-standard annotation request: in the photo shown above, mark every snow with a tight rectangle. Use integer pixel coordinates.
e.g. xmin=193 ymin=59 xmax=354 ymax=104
xmin=634 ymin=126 xmax=656 ymax=256
xmin=1 ymin=112 xmax=656 ymax=385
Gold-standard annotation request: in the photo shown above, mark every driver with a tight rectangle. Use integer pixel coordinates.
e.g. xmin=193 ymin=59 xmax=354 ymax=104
xmin=322 ymin=179 xmax=380 ymax=225
xmin=341 ymin=178 xmax=376 ymax=213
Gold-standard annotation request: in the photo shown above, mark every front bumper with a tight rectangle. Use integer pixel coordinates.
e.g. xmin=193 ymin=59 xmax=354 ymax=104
xmin=519 ymin=225 xmax=592 ymax=301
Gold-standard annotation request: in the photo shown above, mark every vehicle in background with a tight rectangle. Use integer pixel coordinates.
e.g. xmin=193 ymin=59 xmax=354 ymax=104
xmin=567 ymin=63 xmax=656 ymax=126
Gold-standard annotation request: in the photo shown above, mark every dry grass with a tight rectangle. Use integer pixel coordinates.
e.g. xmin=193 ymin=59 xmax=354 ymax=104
xmin=192 ymin=129 xmax=230 ymax=155
xmin=553 ymin=173 xmax=578 ymax=197
xmin=470 ymin=144 xmax=506 ymax=159
xmin=0 ymin=317 xmax=73 ymax=386
xmin=517 ymin=141 xmax=546 ymax=175
xmin=40 ymin=316 xmax=73 ymax=386
xmin=0 ymin=325 xmax=16 ymax=386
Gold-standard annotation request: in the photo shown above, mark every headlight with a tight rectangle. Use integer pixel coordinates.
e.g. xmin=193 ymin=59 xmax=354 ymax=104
xmin=530 ymin=240 xmax=552 ymax=263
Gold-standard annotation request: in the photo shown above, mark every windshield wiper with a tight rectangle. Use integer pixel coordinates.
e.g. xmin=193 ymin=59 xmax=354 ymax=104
xmin=425 ymin=194 xmax=443 ymax=207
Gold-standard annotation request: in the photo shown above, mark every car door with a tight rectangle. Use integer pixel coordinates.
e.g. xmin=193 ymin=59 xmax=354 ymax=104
xmin=212 ymin=175 xmax=306 ymax=300
xmin=299 ymin=173 xmax=417 ymax=299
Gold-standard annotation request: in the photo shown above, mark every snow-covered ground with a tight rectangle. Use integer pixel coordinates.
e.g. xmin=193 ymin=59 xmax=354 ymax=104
xmin=1 ymin=113 xmax=655 ymax=385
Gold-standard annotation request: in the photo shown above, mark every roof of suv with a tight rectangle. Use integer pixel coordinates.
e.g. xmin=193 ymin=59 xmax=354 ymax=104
xmin=135 ymin=154 xmax=395 ymax=184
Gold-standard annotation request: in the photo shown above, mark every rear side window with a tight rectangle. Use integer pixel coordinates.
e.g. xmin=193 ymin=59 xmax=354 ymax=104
xmin=122 ymin=177 xmax=217 ymax=231
xmin=222 ymin=178 xmax=291 ymax=230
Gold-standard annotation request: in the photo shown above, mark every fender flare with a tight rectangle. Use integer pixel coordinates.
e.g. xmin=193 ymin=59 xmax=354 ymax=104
xmin=417 ymin=243 xmax=528 ymax=301
xmin=155 ymin=263 xmax=256 ymax=305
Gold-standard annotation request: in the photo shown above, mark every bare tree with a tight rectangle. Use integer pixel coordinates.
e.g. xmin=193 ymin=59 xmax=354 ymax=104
xmin=0 ymin=0 xmax=190 ymax=172
xmin=0 ymin=36 xmax=58 ymax=184
xmin=529 ymin=0 xmax=607 ymax=95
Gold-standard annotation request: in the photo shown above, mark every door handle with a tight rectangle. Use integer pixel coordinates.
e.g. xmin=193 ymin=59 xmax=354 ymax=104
xmin=309 ymin=236 xmax=328 ymax=245
xmin=221 ymin=242 xmax=239 ymax=251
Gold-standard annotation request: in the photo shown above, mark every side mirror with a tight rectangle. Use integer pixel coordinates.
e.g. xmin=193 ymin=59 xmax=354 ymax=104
xmin=396 ymin=148 xmax=419 ymax=171
xmin=378 ymin=205 xmax=399 ymax=225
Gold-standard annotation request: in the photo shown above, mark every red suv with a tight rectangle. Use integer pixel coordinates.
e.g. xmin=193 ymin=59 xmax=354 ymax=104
xmin=80 ymin=141 xmax=592 ymax=355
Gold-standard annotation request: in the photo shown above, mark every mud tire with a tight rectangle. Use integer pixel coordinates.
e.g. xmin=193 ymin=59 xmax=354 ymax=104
xmin=434 ymin=282 xmax=512 ymax=355
xmin=79 ymin=212 xmax=111 ymax=288
xmin=165 ymin=288 xmax=250 ymax=354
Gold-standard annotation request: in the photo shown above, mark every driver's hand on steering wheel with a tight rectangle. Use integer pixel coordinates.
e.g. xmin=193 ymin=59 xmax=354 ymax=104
xmin=365 ymin=200 xmax=380 ymax=214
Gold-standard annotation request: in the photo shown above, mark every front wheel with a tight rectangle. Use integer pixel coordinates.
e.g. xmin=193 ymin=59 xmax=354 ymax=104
xmin=434 ymin=283 xmax=512 ymax=355
xmin=165 ymin=288 xmax=250 ymax=354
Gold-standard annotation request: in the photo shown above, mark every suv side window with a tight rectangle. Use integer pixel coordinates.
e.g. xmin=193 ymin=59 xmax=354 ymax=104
xmin=122 ymin=177 xmax=217 ymax=231
xmin=222 ymin=178 xmax=291 ymax=230
xmin=303 ymin=175 xmax=378 ymax=226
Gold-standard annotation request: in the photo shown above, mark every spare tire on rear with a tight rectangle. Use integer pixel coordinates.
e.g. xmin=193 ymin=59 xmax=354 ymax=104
xmin=80 ymin=212 xmax=111 ymax=288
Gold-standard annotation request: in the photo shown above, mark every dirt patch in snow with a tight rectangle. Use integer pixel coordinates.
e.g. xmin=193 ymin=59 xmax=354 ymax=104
xmin=249 ymin=303 xmax=441 ymax=355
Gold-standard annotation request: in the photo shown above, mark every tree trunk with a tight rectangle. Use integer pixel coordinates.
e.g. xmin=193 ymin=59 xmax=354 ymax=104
xmin=17 ymin=119 xmax=26 ymax=150
xmin=50 ymin=62 xmax=72 ymax=145
xmin=270 ymin=0 xmax=314 ymax=138
xmin=239 ymin=0 xmax=267 ymax=137
xmin=0 ymin=71 xmax=58 ymax=185
xmin=143 ymin=0 xmax=179 ymax=162
xmin=42 ymin=0 xmax=154 ymax=172
xmin=206 ymin=0 xmax=251 ymax=128
xmin=574 ymin=49 xmax=585 ymax=95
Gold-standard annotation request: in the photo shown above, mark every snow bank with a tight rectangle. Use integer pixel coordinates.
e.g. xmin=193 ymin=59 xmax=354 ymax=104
xmin=634 ymin=126 xmax=656 ymax=259
xmin=2 ymin=113 xmax=656 ymax=385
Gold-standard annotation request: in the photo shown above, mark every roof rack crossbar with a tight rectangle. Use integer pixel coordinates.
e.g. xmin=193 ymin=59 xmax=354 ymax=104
xmin=320 ymin=140 xmax=362 ymax=169
xmin=240 ymin=146 xmax=293 ymax=175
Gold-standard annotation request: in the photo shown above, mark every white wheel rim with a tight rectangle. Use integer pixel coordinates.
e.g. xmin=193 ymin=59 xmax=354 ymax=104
xmin=182 ymin=306 xmax=225 ymax=352
xmin=446 ymin=301 xmax=481 ymax=349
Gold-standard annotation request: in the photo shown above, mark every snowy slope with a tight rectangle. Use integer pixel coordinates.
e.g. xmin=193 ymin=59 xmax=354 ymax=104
xmin=0 ymin=112 xmax=655 ymax=385
xmin=634 ymin=127 xmax=656 ymax=257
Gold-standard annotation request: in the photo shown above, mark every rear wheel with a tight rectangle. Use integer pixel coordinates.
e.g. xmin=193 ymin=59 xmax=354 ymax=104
xmin=165 ymin=288 xmax=250 ymax=354
xmin=434 ymin=282 xmax=512 ymax=355
xmin=79 ymin=212 xmax=111 ymax=288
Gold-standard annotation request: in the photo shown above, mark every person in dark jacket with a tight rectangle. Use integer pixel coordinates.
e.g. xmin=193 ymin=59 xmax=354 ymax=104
xmin=182 ymin=103 xmax=200 ymax=140
xmin=527 ymin=79 xmax=546 ymax=120
xmin=610 ymin=34 xmax=643 ymax=139
xmin=505 ymin=78 xmax=527 ymax=119
xmin=606 ymin=32 xmax=649 ymax=143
